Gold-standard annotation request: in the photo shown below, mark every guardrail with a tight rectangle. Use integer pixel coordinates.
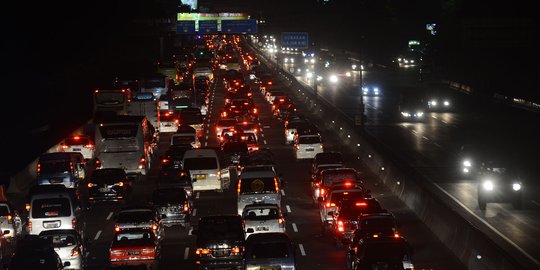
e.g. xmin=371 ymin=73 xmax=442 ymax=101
xmin=246 ymin=40 xmax=531 ymax=270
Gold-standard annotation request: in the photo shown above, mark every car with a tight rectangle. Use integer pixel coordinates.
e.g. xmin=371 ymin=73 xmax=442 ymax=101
xmin=237 ymin=167 xmax=281 ymax=215
xmin=151 ymin=187 xmax=192 ymax=228
xmin=87 ymin=168 xmax=129 ymax=203
xmin=477 ymin=159 xmax=523 ymax=210
xmin=160 ymin=144 xmax=193 ymax=170
xmin=222 ymin=140 xmax=250 ymax=167
xmin=242 ymin=203 xmax=286 ymax=239
xmin=109 ymin=228 xmax=161 ymax=266
xmin=37 ymin=152 xmax=86 ymax=188
xmin=239 ymin=132 xmax=259 ymax=152
xmin=319 ymin=183 xmax=368 ymax=226
xmin=114 ymin=206 xmax=164 ymax=240
xmin=215 ymin=118 xmax=238 ymax=138
xmin=39 ymin=229 xmax=86 ymax=270
xmin=427 ymin=96 xmax=452 ymax=111
xmin=361 ymin=85 xmax=382 ymax=96
xmin=244 ymin=233 xmax=297 ymax=270
xmin=157 ymin=110 xmax=179 ymax=133
xmin=327 ymin=198 xmax=385 ymax=247
xmin=8 ymin=234 xmax=66 ymax=270
xmin=183 ymin=148 xmax=230 ymax=192
xmin=170 ymin=132 xmax=201 ymax=149
xmin=0 ymin=201 xmax=23 ymax=241
xmin=311 ymin=152 xmax=345 ymax=178
xmin=270 ymin=95 xmax=291 ymax=113
xmin=352 ymin=212 xmax=399 ymax=245
xmin=234 ymin=121 xmax=259 ymax=136
xmin=157 ymin=169 xmax=193 ymax=196
xmin=60 ymin=135 xmax=95 ymax=160
xmin=312 ymin=167 xmax=366 ymax=203
xmin=284 ymin=118 xmax=310 ymax=145
xmin=294 ymin=134 xmax=324 ymax=160
xmin=399 ymin=96 xmax=426 ymax=121
xmin=238 ymin=149 xmax=275 ymax=172
xmin=346 ymin=235 xmax=415 ymax=270
xmin=193 ymin=215 xmax=245 ymax=270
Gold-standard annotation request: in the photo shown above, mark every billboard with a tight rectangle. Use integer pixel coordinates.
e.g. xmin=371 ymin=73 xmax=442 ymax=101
xmin=180 ymin=0 xmax=198 ymax=10
xmin=177 ymin=13 xmax=250 ymax=32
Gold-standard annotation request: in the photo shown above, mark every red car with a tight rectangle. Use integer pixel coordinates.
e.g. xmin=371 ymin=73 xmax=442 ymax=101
xmin=109 ymin=228 xmax=161 ymax=265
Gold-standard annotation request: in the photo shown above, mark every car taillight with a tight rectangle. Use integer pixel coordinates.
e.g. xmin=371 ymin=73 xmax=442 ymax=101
xmin=95 ymin=159 xmax=101 ymax=168
xmin=162 ymin=158 xmax=170 ymax=164
xmin=139 ymin=156 xmax=146 ymax=169
xmin=152 ymin=224 xmax=158 ymax=231
xmin=72 ymin=218 xmax=77 ymax=229
xmin=114 ymin=225 xmax=120 ymax=232
xmin=231 ymin=246 xmax=242 ymax=254
xmin=183 ymin=203 xmax=190 ymax=213
xmin=37 ymin=163 xmax=41 ymax=173
xmin=116 ymin=182 xmax=124 ymax=187
xmin=61 ymin=144 xmax=69 ymax=149
xmin=141 ymin=248 xmax=155 ymax=255
xmin=27 ymin=221 xmax=32 ymax=232
xmin=88 ymin=183 xmax=96 ymax=188
xmin=84 ymin=144 xmax=94 ymax=149
xmin=25 ymin=204 xmax=31 ymax=211
xmin=7 ymin=214 xmax=12 ymax=223
xmin=325 ymin=202 xmax=335 ymax=208
xmin=196 ymin=248 xmax=212 ymax=255
xmin=337 ymin=220 xmax=345 ymax=232
xmin=274 ymin=177 xmax=279 ymax=192
xmin=320 ymin=188 xmax=325 ymax=195
xmin=71 ymin=246 xmax=80 ymax=257
xmin=253 ymin=108 xmax=258 ymax=114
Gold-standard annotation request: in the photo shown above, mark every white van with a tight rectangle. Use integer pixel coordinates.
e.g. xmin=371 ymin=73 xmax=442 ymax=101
xmin=94 ymin=115 xmax=154 ymax=176
xmin=237 ymin=167 xmax=281 ymax=215
xmin=28 ymin=187 xmax=84 ymax=237
xmin=294 ymin=134 xmax=324 ymax=160
xmin=182 ymin=149 xmax=229 ymax=192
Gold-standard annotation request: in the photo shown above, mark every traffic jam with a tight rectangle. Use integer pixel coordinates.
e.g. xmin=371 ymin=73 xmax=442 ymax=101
xmin=2 ymin=35 xmax=415 ymax=270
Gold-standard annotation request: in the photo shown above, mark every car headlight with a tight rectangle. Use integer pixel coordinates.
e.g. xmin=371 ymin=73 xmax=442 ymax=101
xmin=403 ymin=59 xmax=409 ymax=64
xmin=246 ymin=266 xmax=260 ymax=270
xmin=291 ymin=58 xmax=294 ymax=63
xmin=362 ymin=87 xmax=368 ymax=94
xmin=329 ymin=75 xmax=338 ymax=83
xmin=401 ymin=112 xmax=411 ymax=117
xmin=430 ymin=100 xmax=437 ymax=106
xmin=346 ymin=72 xmax=351 ymax=77
xmin=483 ymin=180 xmax=494 ymax=191
xmin=512 ymin=183 xmax=521 ymax=191
xmin=352 ymin=64 xmax=357 ymax=70
xmin=416 ymin=111 xmax=424 ymax=117
xmin=373 ymin=88 xmax=379 ymax=93
xmin=444 ymin=100 xmax=450 ymax=106
xmin=463 ymin=160 xmax=472 ymax=167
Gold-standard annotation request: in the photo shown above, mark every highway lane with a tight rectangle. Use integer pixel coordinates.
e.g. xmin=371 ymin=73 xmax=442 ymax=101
xmin=266 ymin=50 xmax=540 ymax=268
xmin=0 ymin=65 xmax=465 ymax=270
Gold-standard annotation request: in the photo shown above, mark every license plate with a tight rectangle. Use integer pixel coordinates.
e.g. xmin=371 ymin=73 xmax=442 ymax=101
xmin=164 ymin=124 xmax=171 ymax=127
xmin=306 ymin=148 xmax=314 ymax=152
xmin=43 ymin=221 xmax=61 ymax=228
xmin=128 ymin=251 xmax=140 ymax=255
xmin=195 ymin=174 xmax=206 ymax=180
xmin=72 ymin=148 xmax=81 ymax=151
xmin=99 ymin=187 xmax=111 ymax=192
xmin=256 ymin=226 xmax=269 ymax=231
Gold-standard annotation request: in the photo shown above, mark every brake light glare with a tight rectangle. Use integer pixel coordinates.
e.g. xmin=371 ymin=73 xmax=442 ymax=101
xmin=231 ymin=246 xmax=242 ymax=254
xmin=325 ymin=202 xmax=336 ymax=208
xmin=72 ymin=218 xmax=76 ymax=229
xmin=71 ymin=246 xmax=80 ymax=257
xmin=355 ymin=202 xmax=367 ymax=206
xmin=338 ymin=220 xmax=344 ymax=232
xmin=183 ymin=203 xmax=190 ymax=213
xmin=196 ymin=248 xmax=212 ymax=255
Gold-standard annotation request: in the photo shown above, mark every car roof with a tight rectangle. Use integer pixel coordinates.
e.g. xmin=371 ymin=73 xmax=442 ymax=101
xmin=242 ymin=203 xmax=280 ymax=210
xmin=246 ymin=232 xmax=291 ymax=243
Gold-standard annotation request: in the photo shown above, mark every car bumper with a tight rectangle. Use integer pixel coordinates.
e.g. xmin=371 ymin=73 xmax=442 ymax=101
xmin=62 ymin=257 xmax=82 ymax=270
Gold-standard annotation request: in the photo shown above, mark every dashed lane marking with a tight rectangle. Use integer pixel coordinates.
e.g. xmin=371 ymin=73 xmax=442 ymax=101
xmin=184 ymin=247 xmax=190 ymax=260
xmin=292 ymin=223 xmax=298 ymax=232
xmin=298 ymin=244 xmax=306 ymax=256
xmin=106 ymin=212 xmax=114 ymax=221
xmin=286 ymin=205 xmax=291 ymax=213
xmin=94 ymin=230 xmax=102 ymax=240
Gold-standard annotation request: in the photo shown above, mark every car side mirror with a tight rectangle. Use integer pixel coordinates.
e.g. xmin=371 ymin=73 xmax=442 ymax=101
xmin=317 ymin=197 xmax=324 ymax=203
xmin=246 ymin=228 xmax=254 ymax=233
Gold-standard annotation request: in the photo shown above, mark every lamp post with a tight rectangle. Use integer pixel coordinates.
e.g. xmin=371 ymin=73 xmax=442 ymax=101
xmin=355 ymin=46 xmax=365 ymax=128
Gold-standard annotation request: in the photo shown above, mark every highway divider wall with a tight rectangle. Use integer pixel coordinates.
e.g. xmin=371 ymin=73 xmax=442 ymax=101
xmin=248 ymin=41 xmax=528 ymax=270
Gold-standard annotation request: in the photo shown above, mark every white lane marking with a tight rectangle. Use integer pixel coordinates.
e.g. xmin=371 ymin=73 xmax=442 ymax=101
xmin=292 ymin=223 xmax=298 ymax=232
xmin=184 ymin=247 xmax=190 ymax=260
xmin=192 ymin=209 xmax=197 ymax=217
xmin=286 ymin=205 xmax=291 ymax=213
xmin=205 ymin=142 xmax=208 ymax=147
xmin=433 ymin=182 xmax=540 ymax=266
xmin=106 ymin=212 xmax=114 ymax=221
xmin=260 ymin=133 xmax=265 ymax=138
xmin=298 ymin=244 xmax=306 ymax=256
xmin=188 ymin=227 xmax=193 ymax=235
xmin=433 ymin=142 xmax=441 ymax=148
xmin=196 ymin=192 xmax=200 ymax=199
xmin=205 ymin=135 xmax=209 ymax=140
xmin=263 ymin=126 xmax=271 ymax=129
xmin=531 ymin=200 xmax=540 ymax=207
xmin=442 ymin=120 xmax=449 ymax=124
xmin=422 ymin=136 xmax=429 ymax=140
xmin=85 ymin=252 xmax=90 ymax=258
xmin=94 ymin=230 xmax=102 ymax=240
xmin=264 ymin=140 xmax=267 ymax=145
xmin=411 ymin=130 xmax=418 ymax=135
xmin=281 ymin=189 xmax=285 ymax=196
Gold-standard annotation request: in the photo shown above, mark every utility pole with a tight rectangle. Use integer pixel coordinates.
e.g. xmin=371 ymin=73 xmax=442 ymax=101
xmin=355 ymin=41 xmax=365 ymax=128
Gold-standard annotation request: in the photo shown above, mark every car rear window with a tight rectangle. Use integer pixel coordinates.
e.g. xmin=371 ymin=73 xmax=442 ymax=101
xmin=243 ymin=208 xmax=279 ymax=220
xmin=249 ymin=242 xmax=289 ymax=259
xmin=218 ymin=119 xmax=238 ymax=127
xmin=322 ymin=171 xmax=357 ymax=186
xmin=198 ymin=217 xmax=244 ymax=241
xmin=183 ymin=157 xmax=218 ymax=170
xmin=239 ymin=177 xmax=277 ymax=194
xmin=298 ymin=136 xmax=321 ymax=144
xmin=118 ymin=210 xmax=155 ymax=223
xmin=114 ymin=231 xmax=155 ymax=244
xmin=40 ymin=234 xmax=77 ymax=248
xmin=64 ymin=137 xmax=91 ymax=146
xmin=172 ymin=135 xmax=195 ymax=145
xmin=32 ymin=198 xmax=71 ymax=218
xmin=99 ymin=125 xmax=138 ymax=139
xmin=331 ymin=191 xmax=364 ymax=202
xmin=91 ymin=169 xmax=126 ymax=184
xmin=39 ymin=158 xmax=70 ymax=174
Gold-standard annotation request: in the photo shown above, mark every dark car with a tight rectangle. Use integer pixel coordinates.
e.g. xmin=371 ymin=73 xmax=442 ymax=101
xmin=161 ymin=144 xmax=193 ymax=170
xmin=477 ymin=160 xmax=523 ymax=210
xmin=109 ymin=228 xmax=161 ymax=266
xmin=346 ymin=235 xmax=414 ymax=270
xmin=151 ymin=187 xmax=192 ymax=228
xmin=244 ymin=233 xmax=297 ymax=270
xmin=157 ymin=169 xmax=193 ymax=196
xmin=87 ymin=168 xmax=129 ymax=203
xmin=8 ymin=234 xmax=66 ymax=270
xmin=312 ymin=152 xmax=345 ymax=177
xmin=193 ymin=215 xmax=246 ymax=270
xmin=352 ymin=212 xmax=399 ymax=246
xmin=399 ymin=96 xmax=426 ymax=121
xmin=221 ymin=141 xmax=249 ymax=166
xmin=328 ymin=198 xmax=386 ymax=247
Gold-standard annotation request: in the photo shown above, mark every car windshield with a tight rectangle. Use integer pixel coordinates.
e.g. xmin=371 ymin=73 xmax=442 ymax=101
xmin=117 ymin=210 xmax=155 ymax=223
xmin=32 ymin=198 xmax=71 ymax=218
xmin=152 ymin=189 xmax=187 ymax=204
xmin=0 ymin=205 xmax=10 ymax=216
xmin=40 ymin=234 xmax=77 ymax=248
xmin=240 ymin=177 xmax=277 ymax=194
xmin=39 ymin=159 xmax=70 ymax=174
xmin=183 ymin=157 xmax=218 ymax=170
xmin=243 ymin=207 xmax=279 ymax=220
xmin=249 ymin=242 xmax=290 ymax=259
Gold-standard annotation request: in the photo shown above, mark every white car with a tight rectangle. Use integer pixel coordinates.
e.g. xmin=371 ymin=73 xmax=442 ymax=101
xmin=60 ymin=135 xmax=95 ymax=160
xmin=294 ymin=134 xmax=323 ymax=160
xmin=0 ymin=201 xmax=23 ymax=240
xmin=39 ymin=229 xmax=85 ymax=270
xmin=242 ymin=203 xmax=286 ymax=239
xmin=237 ymin=167 xmax=281 ymax=215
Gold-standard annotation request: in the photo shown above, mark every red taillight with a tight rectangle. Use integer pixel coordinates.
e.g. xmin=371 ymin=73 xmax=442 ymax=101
xmin=325 ymin=202 xmax=335 ymax=208
xmin=274 ymin=177 xmax=279 ymax=192
xmin=152 ymin=224 xmax=158 ymax=231
xmin=117 ymin=182 xmax=124 ymax=187
xmin=84 ymin=144 xmax=94 ymax=149
xmin=27 ymin=221 xmax=32 ymax=232
xmin=71 ymin=246 xmax=80 ymax=257
xmin=61 ymin=144 xmax=69 ymax=149
xmin=7 ymin=214 xmax=12 ymax=223
xmin=196 ymin=248 xmax=212 ymax=255
xmin=268 ymin=81 xmax=273 ymax=85
xmin=237 ymin=179 xmax=242 ymax=194
xmin=114 ymin=226 xmax=120 ymax=232
xmin=320 ymin=188 xmax=325 ymax=195
xmin=344 ymin=182 xmax=352 ymax=187
xmin=110 ymin=250 xmax=124 ymax=256
xmin=162 ymin=158 xmax=169 ymax=164
xmin=394 ymin=233 xmax=400 ymax=238
xmin=37 ymin=163 xmax=41 ymax=173
xmin=183 ymin=203 xmax=190 ymax=213
xmin=87 ymin=183 xmax=95 ymax=188
xmin=141 ymin=248 xmax=155 ymax=255
xmin=337 ymin=220 xmax=344 ymax=232
xmin=72 ymin=218 xmax=76 ymax=229
xmin=231 ymin=246 xmax=242 ymax=254
xmin=355 ymin=202 xmax=367 ymax=206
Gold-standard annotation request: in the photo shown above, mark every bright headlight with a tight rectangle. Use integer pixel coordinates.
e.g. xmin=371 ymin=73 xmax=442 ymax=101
xmin=310 ymin=59 xmax=315 ymax=63
xmin=329 ymin=75 xmax=338 ymax=83
xmin=483 ymin=180 xmax=494 ymax=191
xmin=430 ymin=100 xmax=437 ymax=106
xmin=374 ymin=88 xmax=379 ymax=93
xmin=513 ymin=183 xmax=521 ymax=191
xmin=346 ymin=72 xmax=351 ymax=77
xmin=463 ymin=160 xmax=472 ymax=167
xmin=352 ymin=64 xmax=357 ymax=70
xmin=416 ymin=111 xmax=424 ymax=117
xmin=304 ymin=59 xmax=308 ymax=63
xmin=401 ymin=112 xmax=411 ymax=117
xmin=284 ymin=58 xmax=289 ymax=63
xmin=404 ymin=59 xmax=409 ymax=64
xmin=291 ymin=58 xmax=294 ymax=63
xmin=444 ymin=100 xmax=450 ymax=106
